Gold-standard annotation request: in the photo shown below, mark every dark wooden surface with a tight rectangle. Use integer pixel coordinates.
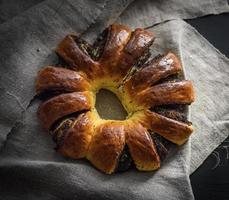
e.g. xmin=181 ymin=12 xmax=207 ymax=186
xmin=187 ymin=13 xmax=229 ymax=200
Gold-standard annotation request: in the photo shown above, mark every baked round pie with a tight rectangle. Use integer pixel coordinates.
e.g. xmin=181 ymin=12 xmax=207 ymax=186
xmin=36 ymin=24 xmax=195 ymax=174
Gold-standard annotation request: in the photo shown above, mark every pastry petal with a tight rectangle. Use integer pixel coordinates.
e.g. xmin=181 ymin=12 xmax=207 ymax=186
xmin=87 ymin=121 xmax=125 ymax=174
xmin=145 ymin=110 xmax=193 ymax=145
xmin=136 ymin=80 xmax=195 ymax=108
xmin=35 ymin=66 xmax=90 ymax=94
xmin=117 ymin=28 xmax=155 ymax=77
xmin=99 ymin=24 xmax=131 ymax=79
xmin=56 ymin=35 xmax=100 ymax=78
xmin=38 ymin=91 xmax=92 ymax=130
xmin=57 ymin=112 xmax=94 ymax=159
xmin=125 ymin=52 xmax=182 ymax=95
xmin=125 ymin=123 xmax=160 ymax=171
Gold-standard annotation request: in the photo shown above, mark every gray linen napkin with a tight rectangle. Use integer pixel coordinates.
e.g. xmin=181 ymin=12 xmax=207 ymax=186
xmin=0 ymin=0 xmax=43 ymax=24
xmin=0 ymin=99 xmax=195 ymax=200
xmin=1 ymin=0 xmax=228 ymax=26
xmin=84 ymin=0 xmax=229 ymax=42
xmin=117 ymin=0 xmax=229 ymax=28
xmin=0 ymin=0 xmax=229 ymax=200
xmin=1 ymin=18 xmax=228 ymax=200
xmin=0 ymin=0 xmax=228 ymax=150
xmin=116 ymin=0 xmax=229 ymax=173
xmin=148 ymin=20 xmax=229 ymax=173
xmin=0 ymin=0 xmax=133 ymax=149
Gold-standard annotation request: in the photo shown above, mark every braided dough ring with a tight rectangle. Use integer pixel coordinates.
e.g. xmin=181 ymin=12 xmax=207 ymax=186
xmin=36 ymin=24 xmax=195 ymax=174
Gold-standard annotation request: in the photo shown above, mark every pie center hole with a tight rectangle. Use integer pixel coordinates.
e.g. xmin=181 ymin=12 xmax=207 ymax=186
xmin=95 ymin=89 xmax=128 ymax=120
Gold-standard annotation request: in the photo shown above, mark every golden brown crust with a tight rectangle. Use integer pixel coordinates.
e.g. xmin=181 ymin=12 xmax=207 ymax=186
xmin=36 ymin=24 xmax=196 ymax=174
xmin=136 ymin=80 xmax=195 ymax=108
xmin=99 ymin=24 xmax=131 ymax=76
xmin=57 ymin=112 xmax=94 ymax=159
xmin=55 ymin=27 xmax=155 ymax=83
xmin=56 ymin=35 xmax=100 ymax=79
xmin=144 ymin=110 xmax=193 ymax=145
xmin=38 ymin=91 xmax=92 ymax=130
xmin=87 ymin=121 xmax=125 ymax=174
xmin=99 ymin=26 xmax=155 ymax=81
xmin=35 ymin=66 xmax=90 ymax=95
xmin=125 ymin=123 xmax=160 ymax=171
xmin=125 ymin=52 xmax=182 ymax=96
xmin=117 ymin=28 xmax=155 ymax=76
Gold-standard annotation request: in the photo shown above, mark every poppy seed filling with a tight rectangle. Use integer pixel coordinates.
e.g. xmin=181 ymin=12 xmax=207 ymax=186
xmin=36 ymin=24 xmax=195 ymax=174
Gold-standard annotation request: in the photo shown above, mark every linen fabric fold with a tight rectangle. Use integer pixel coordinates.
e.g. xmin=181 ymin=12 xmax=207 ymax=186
xmin=0 ymin=0 xmax=133 ymax=149
xmin=0 ymin=0 xmax=229 ymax=199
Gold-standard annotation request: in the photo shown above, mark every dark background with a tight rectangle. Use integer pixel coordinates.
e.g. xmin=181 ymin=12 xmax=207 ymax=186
xmin=187 ymin=13 xmax=229 ymax=200
xmin=0 ymin=2 xmax=228 ymax=199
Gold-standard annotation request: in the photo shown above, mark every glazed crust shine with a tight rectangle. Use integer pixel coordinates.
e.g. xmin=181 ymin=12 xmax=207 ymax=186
xmin=35 ymin=24 xmax=195 ymax=174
